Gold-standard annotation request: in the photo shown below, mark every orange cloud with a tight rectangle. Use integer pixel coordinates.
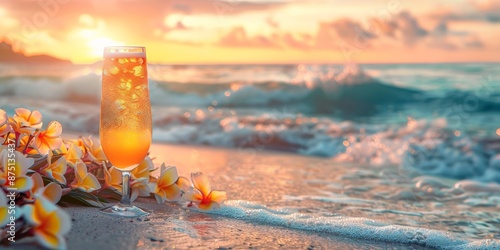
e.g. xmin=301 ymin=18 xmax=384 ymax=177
xmin=171 ymin=0 xmax=287 ymax=15
xmin=211 ymin=10 xmax=487 ymax=55
xmin=282 ymin=33 xmax=312 ymax=50
xmin=0 ymin=0 xmax=498 ymax=64
xmin=429 ymin=0 xmax=500 ymax=23
xmin=218 ymin=26 xmax=279 ymax=48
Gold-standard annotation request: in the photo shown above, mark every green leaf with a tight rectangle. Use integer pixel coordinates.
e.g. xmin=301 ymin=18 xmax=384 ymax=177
xmin=60 ymin=189 xmax=109 ymax=208
xmin=29 ymin=154 xmax=63 ymax=171
xmin=60 ymin=195 xmax=103 ymax=207
xmin=97 ymin=188 xmax=122 ymax=201
xmin=41 ymin=176 xmax=62 ymax=186
xmin=29 ymin=155 xmax=48 ymax=171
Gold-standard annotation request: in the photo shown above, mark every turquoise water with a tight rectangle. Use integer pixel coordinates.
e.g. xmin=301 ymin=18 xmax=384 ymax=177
xmin=1 ymin=62 xmax=499 ymax=247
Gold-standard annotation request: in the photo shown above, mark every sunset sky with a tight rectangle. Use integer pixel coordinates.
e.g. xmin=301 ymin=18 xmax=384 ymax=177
xmin=0 ymin=0 xmax=499 ymax=64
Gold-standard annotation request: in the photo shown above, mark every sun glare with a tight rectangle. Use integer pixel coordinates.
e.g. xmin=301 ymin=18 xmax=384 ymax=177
xmin=88 ymin=37 xmax=123 ymax=57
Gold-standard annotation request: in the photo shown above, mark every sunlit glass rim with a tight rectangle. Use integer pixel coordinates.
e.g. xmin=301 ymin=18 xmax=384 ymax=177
xmin=103 ymin=46 xmax=145 ymax=58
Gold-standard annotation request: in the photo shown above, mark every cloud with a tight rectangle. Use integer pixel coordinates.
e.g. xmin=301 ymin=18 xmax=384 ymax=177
xmin=217 ymin=26 xmax=314 ymax=50
xmin=311 ymin=11 xmax=428 ymax=49
xmin=431 ymin=11 xmax=500 ymax=23
xmin=0 ymin=7 xmax=18 ymax=29
xmin=266 ymin=17 xmax=279 ymax=29
xmin=218 ymin=26 xmax=279 ymax=48
xmin=427 ymin=33 xmax=485 ymax=51
xmin=463 ymin=36 xmax=484 ymax=49
xmin=282 ymin=33 xmax=312 ymax=50
xmin=0 ymin=0 xmax=289 ymax=44
xmin=169 ymin=0 xmax=288 ymax=15
xmin=2 ymin=0 xmax=288 ymax=18
xmin=213 ymin=9 xmax=488 ymax=53
xmin=475 ymin=0 xmax=500 ymax=22
xmin=210 ymin=12 xmax=419 ymax=50
xmin=392 ymin=11 xmax=428 ymax=45
xmin=2 ymin=0 xmax=490 ymax=59
xmin=369 ymin=17 xmax=398 ymax=37
xmin=368 ymin=11 xmax=481 ymax=50
xmin=215 ymin=17 xmax=377 ymax=50
xmin=432 ymin=21 xmax=448 ymax=36
xmin=163 ymin=16 xmax=190 ymax=33
xmin=426 ymin=20 xmax=486 ymax=51
xmin=329 ymin=18 xmax=376 ymax=42
xmin=430 ymin=0 xmax=500 ymax=23
xmin=314 ymin=18 xmax=376 ymax=50
xmin=313 ymin=12 xmax=427 ymax=48
xmin=369 ymin=11 xmax=429 ymax=45
xmin=426 ymin=21 xmax=456 ymax=50
xmin=428 ymin=39 xmax=457 ymax=51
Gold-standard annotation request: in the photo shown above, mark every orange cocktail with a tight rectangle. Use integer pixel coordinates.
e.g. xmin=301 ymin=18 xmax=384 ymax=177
xmin=99 ymin=46 xmax=151 ymax=218
xmin=100 ymin=47 xmax=152 ymax=171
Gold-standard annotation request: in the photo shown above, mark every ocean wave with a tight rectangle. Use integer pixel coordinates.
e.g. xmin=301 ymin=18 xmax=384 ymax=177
xmin=207 ymin=200 xmax=500 ymax=249
xmin=1 ymin=64 xmax=499 ymax=183
xmin=0 ymin=74 xmax=101 ymax=103
xmin=0 ymin=66 xmax=424 ymax=116
xmin=1 ymin=65 xmax=498 ymax=117
xmin=152 ymin=111 xmax=500 ymax=182
xmin=0 ymin=94 xmax=498 ymax=183
xmin=152 ymin=66 xmax=424 ymax=116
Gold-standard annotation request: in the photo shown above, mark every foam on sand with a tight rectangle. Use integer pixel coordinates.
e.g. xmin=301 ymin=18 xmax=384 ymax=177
xmin=208 ymin=200 xmax=500 ymax=249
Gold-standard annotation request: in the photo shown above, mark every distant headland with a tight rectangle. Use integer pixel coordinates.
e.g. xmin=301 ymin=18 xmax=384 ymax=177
xmin=0 ymin=41 xmax=72 ymax=65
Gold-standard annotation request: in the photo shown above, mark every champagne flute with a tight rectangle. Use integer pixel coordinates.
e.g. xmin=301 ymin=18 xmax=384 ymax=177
xmin=100 ymin=46 xmax=151 ymax=217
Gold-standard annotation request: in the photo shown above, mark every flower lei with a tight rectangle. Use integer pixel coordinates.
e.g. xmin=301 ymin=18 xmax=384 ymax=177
xmin=0 ymin=108 xmax=227 ymax=249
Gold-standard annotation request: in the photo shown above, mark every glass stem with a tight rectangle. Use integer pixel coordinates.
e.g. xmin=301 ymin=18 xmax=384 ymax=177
xmin=120 ymin=171 xmax=132 ymax=206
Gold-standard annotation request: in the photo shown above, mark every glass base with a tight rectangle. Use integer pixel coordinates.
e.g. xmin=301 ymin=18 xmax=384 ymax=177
xmin=100 ymin=204 xmax=149 ymax=218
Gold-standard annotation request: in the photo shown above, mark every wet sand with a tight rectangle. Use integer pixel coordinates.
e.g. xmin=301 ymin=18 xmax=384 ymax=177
xmin=11 ymin=143 xmax=429 ymax=249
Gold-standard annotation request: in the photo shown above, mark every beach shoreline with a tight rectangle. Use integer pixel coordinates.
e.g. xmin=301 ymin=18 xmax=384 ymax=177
xmin=6 ymin=136 xmax=499 ymax=249
xmin=10 ymin=139 xmax=436 ymax=250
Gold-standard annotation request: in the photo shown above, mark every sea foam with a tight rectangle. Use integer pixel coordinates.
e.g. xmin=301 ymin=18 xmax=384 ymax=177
xmin=0 ymin=64 xmax=498 ymax=183
xmin=207 ymin=200 xmax=500 ymax=249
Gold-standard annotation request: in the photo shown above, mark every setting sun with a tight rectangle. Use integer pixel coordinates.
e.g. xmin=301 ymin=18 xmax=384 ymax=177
xmin=1 ymin=0 xmax=499 ymax=64
xmin=88 ymin=37 xmax=123 ymax=57
xmin=0 ymin=0 xmax=499 ymax=249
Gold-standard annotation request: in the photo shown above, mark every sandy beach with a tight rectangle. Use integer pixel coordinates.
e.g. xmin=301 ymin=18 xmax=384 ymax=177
xmin=6 ymin=141 xmax=437 ymax=250
xmin=3 ymin=133 xmax=498 ymax=249
xmin=2 ymin=0 xmax=500 ymax=248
